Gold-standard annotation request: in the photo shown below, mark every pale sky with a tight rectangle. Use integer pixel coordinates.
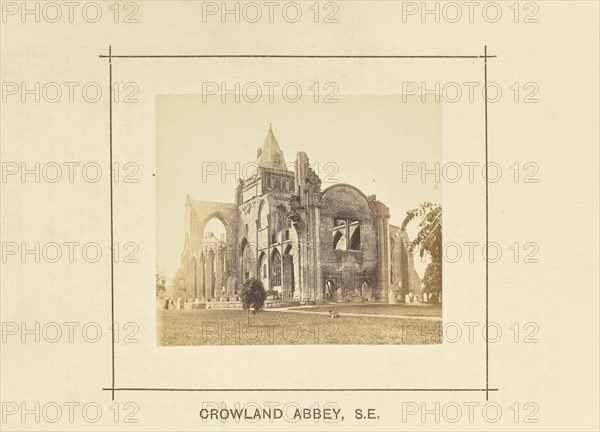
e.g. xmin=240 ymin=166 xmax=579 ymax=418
xmin=156 ymin=95 xmax=442 ymax=284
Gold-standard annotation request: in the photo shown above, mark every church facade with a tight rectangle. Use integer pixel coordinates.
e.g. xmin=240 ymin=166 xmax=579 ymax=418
xmin=171 ymin=126 xmax=421 ymax=304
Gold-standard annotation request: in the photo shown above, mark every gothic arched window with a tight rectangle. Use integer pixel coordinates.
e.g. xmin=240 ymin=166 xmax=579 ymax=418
xmin=276 ymin=205 xmax=288 ymax=233
xmin=349 ymin=225 xmax=361 ymax=250
xmin=333 ymin=230 xmax=346 ymax=250
xmin=271 ymin=250 xmax=282 ymax=287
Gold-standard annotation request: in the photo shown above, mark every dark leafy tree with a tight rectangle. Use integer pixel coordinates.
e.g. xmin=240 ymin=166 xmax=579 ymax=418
xmin=239 ymin=277 xmax=266 ymax=323
xmin=401 ymin=202 xmax=442 ymax=263
xmin=402 ymin=202 xmax=442 ymax=299
xmin=422 ymin=261 xmax=442 ymax=298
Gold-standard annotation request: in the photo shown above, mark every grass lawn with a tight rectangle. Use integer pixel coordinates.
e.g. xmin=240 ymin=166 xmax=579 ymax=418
xmin=293 ymin=303 xmax=442 ymax=317
xmin=157 ymin=309 xmax=441 ymax=346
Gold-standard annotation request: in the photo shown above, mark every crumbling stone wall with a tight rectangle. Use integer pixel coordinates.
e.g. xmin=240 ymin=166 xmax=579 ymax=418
xmin=319 ymin=184 xmax=379 ymax=301
xmin=389 ymin=224 xmax=421 ymax=301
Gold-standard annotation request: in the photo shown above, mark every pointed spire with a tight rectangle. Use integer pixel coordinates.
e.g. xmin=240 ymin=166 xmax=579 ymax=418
xmin=257 ymin=124 xmax=286 ymax=170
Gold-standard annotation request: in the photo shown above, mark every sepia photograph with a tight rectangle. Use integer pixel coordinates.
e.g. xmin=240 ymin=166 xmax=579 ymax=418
xmin=156 ymin=95 xmax=443 ymax=345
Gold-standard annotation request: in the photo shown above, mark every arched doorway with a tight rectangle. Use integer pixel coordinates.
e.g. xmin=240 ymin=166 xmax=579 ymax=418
xmin=240 ymin=237 xmax=250 ymax=283
xmin=271 ymin=249 xmax=282 ymax=294
xmin=324 ymin=278 xmax=337 ymax=302
xmin=258 ymin=251 xmax=267 ymax=290
xmin=283 ymin=245 xmax=295 ymax=299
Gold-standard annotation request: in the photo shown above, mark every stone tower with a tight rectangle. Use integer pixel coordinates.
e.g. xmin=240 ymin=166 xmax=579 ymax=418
xmin=173 ymin=125 xmax=422 ymax=306
xmin=256 ymin=125 xmax=286 ymax=170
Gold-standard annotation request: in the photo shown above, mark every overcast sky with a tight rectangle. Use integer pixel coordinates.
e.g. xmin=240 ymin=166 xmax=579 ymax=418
xmin=157 ymin=95 xmax=442 ymax=283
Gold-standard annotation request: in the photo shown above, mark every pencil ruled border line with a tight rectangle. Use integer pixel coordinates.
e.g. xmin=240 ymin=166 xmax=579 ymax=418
xmin=103 ymin=47 xmax=495 ymax=400
xmin=108 ymin=46 xmax=115 ymax=402
xmin=99 ymin=54 xmax=497 ymax=59
xmin=484 ymin=45 xmax=490 ymax=402
xmin=102 ymin=388 xmax=500 ymax=393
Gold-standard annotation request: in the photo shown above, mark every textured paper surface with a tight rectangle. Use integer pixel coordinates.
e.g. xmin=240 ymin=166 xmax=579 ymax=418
xmin=1 ymin=1 xmax=598 ymax=431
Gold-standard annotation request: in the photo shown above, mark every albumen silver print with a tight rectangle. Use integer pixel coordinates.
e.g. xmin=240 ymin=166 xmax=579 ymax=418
xmin=156 ymin=96 xmax=443 ymax=345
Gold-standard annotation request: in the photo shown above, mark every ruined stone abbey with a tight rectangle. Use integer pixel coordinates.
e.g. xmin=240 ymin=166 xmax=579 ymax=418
xmin=171 ymin=126 xmax=421 ymax=304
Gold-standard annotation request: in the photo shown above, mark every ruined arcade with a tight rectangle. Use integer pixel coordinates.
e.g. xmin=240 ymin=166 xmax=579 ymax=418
xmin=172 ymin=126 xmax=420 ymax=304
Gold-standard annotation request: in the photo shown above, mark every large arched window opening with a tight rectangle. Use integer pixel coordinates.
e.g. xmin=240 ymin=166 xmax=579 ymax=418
xmin=257 ymin=201 xmax=268 ymax=230
xmin=204 ymin=217 xmax=227 ymax=245
xmin=240 ymin=237 xmax=250 ymax=286
xmin=331 ymin=218 xmax=361 ymax=251
xmin=333 ymin=230 xmax=346 ymax=250
xmin=203 ymin=217 xmax=227 ymax=300
xmin=349 ymin=224 xmax=361 ymax=250
xmin=275 ymin=205 xmax=288 ymax=233
xmin=283 ymin=245 xmax=295 ymax=298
